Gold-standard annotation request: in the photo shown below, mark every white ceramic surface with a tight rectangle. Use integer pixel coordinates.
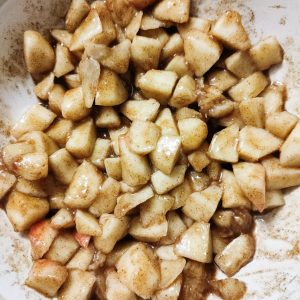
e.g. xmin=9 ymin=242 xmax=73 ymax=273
xmin=0 ymin=0 xmax=299 ymax=299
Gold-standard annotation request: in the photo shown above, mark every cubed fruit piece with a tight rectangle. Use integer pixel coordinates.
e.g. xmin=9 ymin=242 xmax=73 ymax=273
xmin=70 ymin=9 xmax=102 ymax=51
xmin=182 ymin=185 xmax=222 ymax=222
xmin=208 ymin=124 xmax=239 ymax=163
xmin=95 ymin=107 xmax=121 ymax=129
xmin=159 ymin=258 xmax=186 ymax=289
xmin=90 ymin=1 xmax=116 ymax=45
xmin=249 ymin=36 xmax=283 ymax=71
xmin=188 ymin=148 xmax=211 ymax=172
xmin=207 ymin=161 xmax=222 ymax=181
xmin=6 ymin=191 xmax=49 ymax=232
xmin=152 ymin=276 xmax=182 ymax=300
xmin=95 ymin=69 xmax=128 ymax=106
xmin=212 ymin=234 xmax=230 ymax=255
xmin=66 ymin=245 xmax=94 ymax=271
xmin=211 ymin=278 xmax=246 ymax=300
xmin=53 ymin=44 xmax=75 ymax=78
xmin=11 ymin=104 xmax=56 ymax=138
xmin=225 ymin=51 xmax=257 ymax=78
xmin=104 ymin=158 xmax=122 ymax=181
xmin=78 ymin=57 xmax=100 ymax=108
xmin=49 ymin=149 xmax=78 ymax=185
xmin=169 ymin=75 xmax=197 ymax=108
xmin=188 ymin=171 xmax=210 ymax=192
xmin=155 ymin=245 xmax=179 ymax=260
xmin=265 ymin=111 xmax=298 ymax=139
xmin=125 ymin=10 xmax=143 ymax=40
xmin=150 ymin=135 xmax=181 ymax=174
xmin=178 ymin=17 xmax=211 ymax=37
xmin=151 ymin=165 xmax=187 ymax=194
xmin=89 ymin=177 xmax=120 ymax=217
xmin=165 ymin=55 xmax=193 ymax=77
xmin=129 ymin=120 xmax=161 ymax=155
xmin=214 ymin=234 xmax=255 ymax=276
xmin=116 ymin=243 xmax=160 ymax=299
xmin=139 ymin=13 xmax=167 ymax=31
xmin=119 ymin=135 xmax=151 ymax=186
xmin=114 ymin=185 xmax=154 ymax=217
xmin=262 ymin=156 xmax=300 ymax=190
xmin=239 ymin=97 xmax=265 ymax=128
xmin=180 ymin=261 xmax=207 ymax=299
xmin=48 ymin=84 xmax=66 ymax=115
xmin=221 ymin=170 xmax=251 ymax=209
xmin=64 ymin=160 xmax=103 ymax=209
xmin=207 ymin=99 xmax=235 ymax=119
xmin=105 ymin=269 xmax=137 ymax=300
xmin=106 ymin=0 xmax=137 ymax=27
xmin=155 ymin=108 xmax=179 ymax=136
xmin=178 ymin=118 xmax=208 ymax=152
xmin=65 ymin=0 xmax=90 ymax=32
xmin=94 ymin=214 xmax=130 ymax=253
xmin=170 ymin=179 xmax=192 ymax=209
xmin=19 ymin=131 xmax=58 ymax=155
xmin=159 ymin=211 xmax=187 ymax=245
xmin=0 ymin=171 xmax=16 ymax=200
xmin=29 ymin=220 xmax=59 ymax=260
xmin=238 ymin=126 xmax=282 ymax=162
xmin=105 ymin=241 xmax=137 ymax=268
xmin=34 ymin=72 xmax=55 ymax=100
xmin=58 ymin=269 xmax=96 ymax=300
xmin=129 ymin=217 xmax=168 ymax=242
xmin=140 ymin=27 xmax=170 ymax=45
xmin=228 ymin=72 xmax=269 ymax=101
xmin=280 ymin=122 xmax=300 ymax=167
xmin=26 ymin=259 xmax=68 ymax=297
xmin=233 ymin=162 xmax=265 ymax=212
xmin=51 ymin=29 xmax=72 ymax=47
xmin=175 ymin=222 xmax=212 ymax=263
xmin=211 ymin=11 xmax=250 ymax=50
xmin=24 ymin=31 xmax=55 ymax=73
xmin=140 ymin=194 xmax=174 ymax=227
xmin=75 ymin=210 xmax=102 ymax=236
xmin=62 ymin=87 xmax=91 ymax=121
xmin=175 ymin=107 xmax=203 ymax=121
xmin=206 ymin=69 xmax=238 ymax=92
xmin=217 ymin=103 xmax=245 ymax=129
xmin=13 ymin=152 xmax=48 ymax=180
xmin=121 ymin=99 xmax=160 ymax=122
xmin=261 ymin=84 xmax=285 ymax=116
xmin=46 ymin=119 xmax=73 ymax=148
xmin=137 ymin=70 xmax=178 ymax=105
xmin=161 ymin=33 xmax=184 ymax=61
xmin=90 ymin=138 xmax=111 ymax=169
xmin=86 ymin=40 xmax=131 ymax=74
xmin=45 ymin=233 xmax=79 ymax=264
xmin=51 ymin=208 xmax=75 ymax=229
xmin=109 ymin=126 xmax=129 ymax=155
xmin=183 ymin=30 xmax=222 ymax=77
xmin=252 ymin=190 xmax=285 ymax=212
xmin=153 ymin=0 xmax=190 ymax=23
xmin=131 ymin=36 xmax=162 ymax=70
xmin=66 ymin=117 xmax=96 ymax=158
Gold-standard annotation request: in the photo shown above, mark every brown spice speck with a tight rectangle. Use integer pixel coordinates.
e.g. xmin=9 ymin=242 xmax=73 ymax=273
xmin=270 ymin=5 xmax=287 ymax=9
xmin=279 ymin=16 xmax=286 ymax=25
xmin=287 ymin=241 xmax=300 ymax=257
